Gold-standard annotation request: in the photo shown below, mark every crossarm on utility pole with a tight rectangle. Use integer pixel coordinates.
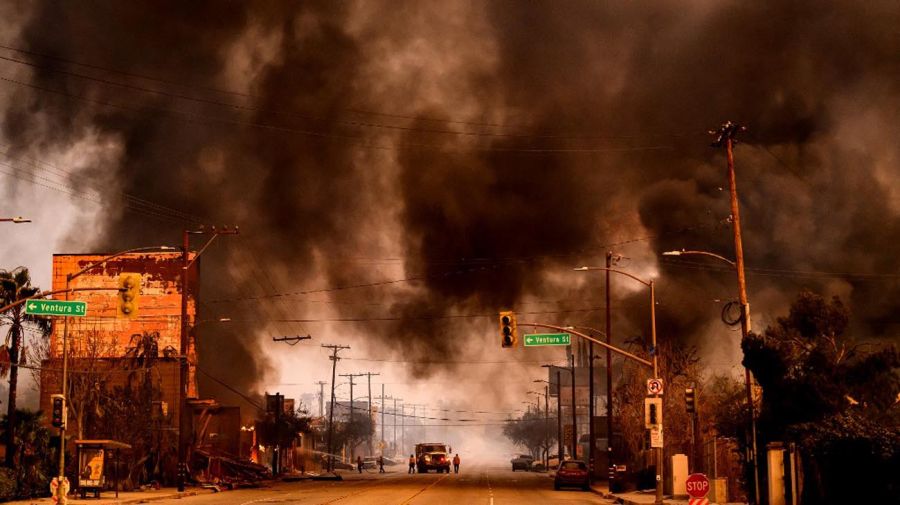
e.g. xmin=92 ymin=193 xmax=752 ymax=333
xmin=519 ymin=322 xmax=653 ymax=368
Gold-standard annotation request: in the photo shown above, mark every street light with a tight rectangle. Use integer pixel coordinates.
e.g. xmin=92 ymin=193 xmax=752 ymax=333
xmin=0 ymin=216 xmax=31 ymax=223
xmin=663 ymin=248 xmax=760 ymax=497
xmin=56 ymin=245 xmax=177 ymax=501
xmin=662 ymin=249 xmax=735 ymax=267
xmin=574 ymin=265 xmax=662 ymax=505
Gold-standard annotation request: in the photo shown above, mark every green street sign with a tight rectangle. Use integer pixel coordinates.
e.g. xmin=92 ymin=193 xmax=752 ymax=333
xmin=524 ymin=333 xmax=571 ymax=347
xmin=25 ymin=300 xmax=87 ymax=317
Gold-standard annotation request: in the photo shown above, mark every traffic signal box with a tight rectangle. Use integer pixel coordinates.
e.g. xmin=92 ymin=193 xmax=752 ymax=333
xmin=644 ymin=397 xmax=662 ymax=428
xmin=117 ymin=273 xmax=142 ymax=319
xmin=499 ymin=311 xmax=517 ymax=348
xmin=51 ymin=394 xmax=66 ymax=429
xmin=685 ymin=387 xmax=696 ymax=414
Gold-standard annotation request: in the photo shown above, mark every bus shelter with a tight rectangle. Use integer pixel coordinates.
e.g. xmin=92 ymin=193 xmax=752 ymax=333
xmin=74 ymin=440 xmax=132 ymax=499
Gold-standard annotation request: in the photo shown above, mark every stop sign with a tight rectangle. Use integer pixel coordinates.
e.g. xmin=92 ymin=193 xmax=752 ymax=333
xmin=686 ymin=473 xmax=710 ymax=498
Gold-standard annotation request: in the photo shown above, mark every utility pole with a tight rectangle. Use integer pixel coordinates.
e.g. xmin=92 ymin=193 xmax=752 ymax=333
xmin=557 ymin=370 xmax=563 ymax=461
xmin=589 ymin=293 xmax=595 ymax=480
xmin=322 ymin=344 xmax=350 ymax=472
xmin=178 ymin=226 xmax=237 ymax=492
xmin=606 ymin=251 xmax=615 ymax=485
xmin=712 ymin=121 xmax=760 ymax=505
xmin=339 ymin=373 xmax=364 ymax=458
xmin=316 ymin=381 xmax=327 ymax=418
xmin=364 ymin=372 xmax=380 ymax=455
xmin=545 ymin=385 xmax=550 ymax=467
xmin=393 ymin=397 xmax=402 ymax=456
xmin=570 ymin=363 xmax=577 ymax=459
xmin=380 ymin=386 xmax=385 ymax=453
xmin=400 ymin=402 xmax=405 ymax=456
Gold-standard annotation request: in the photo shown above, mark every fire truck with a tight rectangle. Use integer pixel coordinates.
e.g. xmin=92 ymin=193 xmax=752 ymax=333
xmin=415 ymin=442 xmax=451 ymax=473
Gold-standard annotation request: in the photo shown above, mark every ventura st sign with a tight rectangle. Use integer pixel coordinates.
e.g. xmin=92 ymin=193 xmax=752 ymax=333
xmin=523 ymin=333 xmax=571 ymax=347
xmin=25 ymin=300 xmax=87 ymax=317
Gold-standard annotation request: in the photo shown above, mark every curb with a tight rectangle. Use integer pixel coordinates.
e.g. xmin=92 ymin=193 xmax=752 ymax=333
xmin=106 ymin=489 xmax=205 ymax=504
xmin=78 ymin=488 xmax=214 ymax=505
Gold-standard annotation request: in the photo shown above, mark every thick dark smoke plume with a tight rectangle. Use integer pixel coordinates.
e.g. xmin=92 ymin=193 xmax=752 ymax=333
xmin=3 ymin=1 xmax=899 ymax=392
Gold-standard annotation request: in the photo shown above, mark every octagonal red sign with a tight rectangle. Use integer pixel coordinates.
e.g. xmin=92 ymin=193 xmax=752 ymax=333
xmin=686 ymin=473 xmax=710 ymax=498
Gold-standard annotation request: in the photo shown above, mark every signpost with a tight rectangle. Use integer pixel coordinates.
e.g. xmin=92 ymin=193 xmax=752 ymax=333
xmin=25 ymin=300 xmax=87 ymax=317
xmin=686 ymin=473 xmax=710 ymax=505
xmin=524 ymin=333 xmax=571 ymax=347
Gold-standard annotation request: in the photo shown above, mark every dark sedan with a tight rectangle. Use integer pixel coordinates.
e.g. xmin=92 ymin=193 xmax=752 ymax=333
xmin=554 ymin=460 xmax=589 ymax=491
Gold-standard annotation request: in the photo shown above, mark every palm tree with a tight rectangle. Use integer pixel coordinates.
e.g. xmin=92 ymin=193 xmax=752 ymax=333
xmin=0 ymin=267 xmax=51 ymax=467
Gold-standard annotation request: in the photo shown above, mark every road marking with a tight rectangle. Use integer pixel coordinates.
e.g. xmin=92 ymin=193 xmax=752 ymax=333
xmin=399 ymin=472 xmax=450 ymax=504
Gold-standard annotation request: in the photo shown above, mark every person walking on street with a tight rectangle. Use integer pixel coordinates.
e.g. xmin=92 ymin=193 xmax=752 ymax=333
xmin=453 ymin=454 xmax=461 ymax=474
xmin=408 ymin=454 xmax=416 ymax=474
xmin=378 ymin=455 xmax=385 ymax=473
xmin=357 ymin=456 xmax=363 ymax=474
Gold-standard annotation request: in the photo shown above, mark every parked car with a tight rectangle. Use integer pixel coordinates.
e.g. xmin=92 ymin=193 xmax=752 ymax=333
xmin=554 ymin=460 xmax=589 ymax=491
xmin=511 ymin=454 xmax=534 ymax=471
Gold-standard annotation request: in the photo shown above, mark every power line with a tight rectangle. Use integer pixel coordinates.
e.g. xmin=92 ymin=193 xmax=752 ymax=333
xmin=0 ymin=72 xmax=675 ymax=155
xmin=0 ymin=42 xmax=703 ymax=141
xmin=661 ymin=257 xmax=900 ymax=280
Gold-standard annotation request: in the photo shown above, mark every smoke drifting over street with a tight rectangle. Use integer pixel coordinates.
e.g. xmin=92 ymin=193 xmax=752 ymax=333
xmin=2 ymin=0 xmax=899 ymax=399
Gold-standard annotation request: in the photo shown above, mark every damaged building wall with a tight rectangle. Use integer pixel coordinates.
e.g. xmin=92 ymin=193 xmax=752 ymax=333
xmin=48 ymin=252 xmax=198 ymax=394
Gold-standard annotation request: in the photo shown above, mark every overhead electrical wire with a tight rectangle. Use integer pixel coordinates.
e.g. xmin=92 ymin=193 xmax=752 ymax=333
xmin=0 ymin=42 xmax=703 ymax=141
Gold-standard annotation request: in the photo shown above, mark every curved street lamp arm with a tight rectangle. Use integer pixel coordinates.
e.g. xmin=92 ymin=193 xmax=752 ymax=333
xmin=520 ymin=322 xmax=652 ymax=368
xmin=662 ymin=250 xmax=736 ymax=268
xmin=573 ymin=266 xmax=651 ymax=287
xmin=69 ymin=246 xmax=177 ymax=280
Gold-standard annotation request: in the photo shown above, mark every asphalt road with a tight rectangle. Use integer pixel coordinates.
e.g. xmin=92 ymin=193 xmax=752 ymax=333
xmin=146 ymin=463 xmax=614 ymax=505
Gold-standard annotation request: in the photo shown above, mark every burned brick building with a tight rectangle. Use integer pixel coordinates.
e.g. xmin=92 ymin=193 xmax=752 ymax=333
xmin=36 ymin=251 xmax=239 ymax=485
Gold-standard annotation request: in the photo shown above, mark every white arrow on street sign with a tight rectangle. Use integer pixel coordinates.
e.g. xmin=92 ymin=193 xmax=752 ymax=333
xmin=647 ymin=378 xmax=664 ymax=395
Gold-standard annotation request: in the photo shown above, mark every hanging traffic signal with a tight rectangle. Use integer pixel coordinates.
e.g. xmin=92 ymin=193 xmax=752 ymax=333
xmin=685 ymin=387 xmax=696 ymax=414
xmin=117 ymin=273 xmax=141 ymax=319
xmin=51 ymin=394 xmax=66 ymax=429
xmin=499 ymin=311 xmax=517 ymax=348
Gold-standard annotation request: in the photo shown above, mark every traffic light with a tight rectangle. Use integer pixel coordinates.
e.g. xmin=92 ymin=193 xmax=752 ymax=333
xmin=51 ymin=394 xmax=66 ymax=429
xmin=685 ymin=387 xmax=696 ymax=414
xmin=644 ymin=397 xmax=662 ymax=428
xmin=499 ymin=311 xmax=517 ymax=348
xmin=117 ymin=273 xmax=141 ymax=319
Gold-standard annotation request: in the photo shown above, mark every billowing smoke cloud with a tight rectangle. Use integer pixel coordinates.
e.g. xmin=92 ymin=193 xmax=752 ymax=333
xmin=3 ymin=0 xmax=899 ymax=400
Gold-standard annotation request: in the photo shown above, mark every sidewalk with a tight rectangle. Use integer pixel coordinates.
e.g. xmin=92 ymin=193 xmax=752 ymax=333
xmin=589 ymin=483 xmax=745 ymax=505
xmin=4 ymin=487 xmax=214 ymax=505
